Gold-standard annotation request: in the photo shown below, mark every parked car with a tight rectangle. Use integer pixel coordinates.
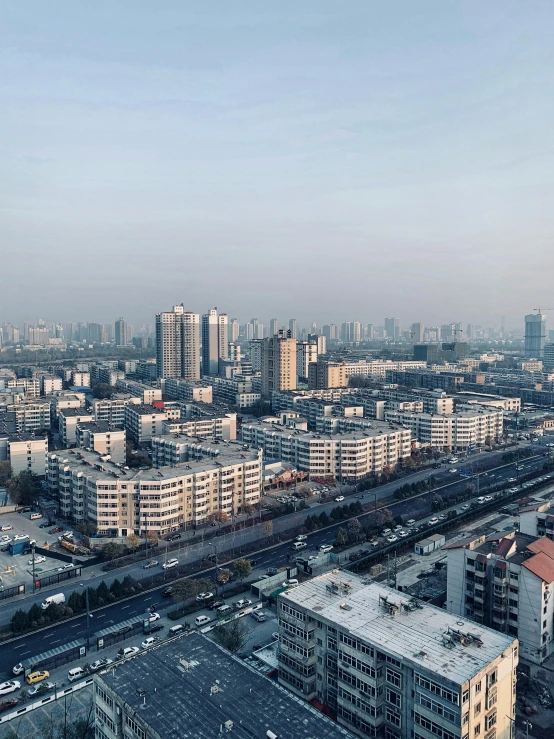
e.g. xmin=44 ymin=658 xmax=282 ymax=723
xmin=162 ymin=558 xmax=179 ymax=569
xmin=28 ymin=555 xmax=46 ymax=565
xmin=141 ymin=637 xmax=160 ymax=649
xmin=143 ymin=560 xmax=159 ymax=569
xmin=0 ymin=535 xmax=11 ymax=543
xmin=13 ymin=534 xmax=29 ymax=541
xmin=57 ymin=564 xmax=73 ymax=571
xmin=234 ymin=598 xmax=252 ymax=609
xmin=0 ymin=699 xmax=18 ymax=713
xmin=196 ymin=592 xmax=214 ymax=602
xmin=89 ymin=658 xmax=113 ymax=672
xmin=295 ymin=534 xmax=307 ymax=541
xmin=162 ymin=586 xmax=173 ymax=597
xmin=0 ymin=681 xmax=20 ymax=696
xmin=148 ymin=612 xmax=161 ymax=622
xmin=208 ymin=600 xmax=225 ymax=610
xmin=12 ymin=664 xmax=24 ymax=676
xmin=146 ymin=623 xmax=164 ymax=634
xmin=282 ymin=579 xmax=298 ymax=587
xmin=428 ymin=518 xmax=439 ymax=525
xmin=398 ymin=531 xmax=409 ymax=538
xmin=25 ymin=671 xmax=49 ymax=685
xmin=251 ymin=611 xmax=266 ymax=622
xmin=406 ymin=519 xmax=416 ymax=526
xmin=335 ymin=495 xmax=345 ymax=502
xmin=168 ymin=624 xmax=187 ymax=635
xmin=166 ymin=533 xmax=182 ymax=542
xmin=266 ymin=568 xmax=278 ymax=576
xmin=0 ymin=525 xmax=13 ymax=531
xmin=120 ymin=647 xmax=140 ymax=657
xmin=386 ymin=535 xmax=398 ymax=543
xmin=461 ymin=505 xmax=470 ymax=510
xmin=27 ymin=681 xmax=55 ymax=697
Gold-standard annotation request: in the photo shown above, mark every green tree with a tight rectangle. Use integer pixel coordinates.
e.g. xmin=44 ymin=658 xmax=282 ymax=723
xmin=96 ymin=581 xmax=109 ymax=604
xmin=318 ymin=511 xmax=331 ymax=527
xmin=347 ymin=518 xmax=362 ymax=543
xmin=6 ymin=471 xmax=42 ymax=506
xmin=232 ymin=558 xmax=252 ymax=582
xmin=11 ymin=608 xmax=29 ymax=633
xmin=91 ymin=383 xmax=116 ymax=399
xmin=28 ymin=603 xmax=43 ymax=628
xmin=68 ymin=591 xmax=85 ymax=614
xmin=121 ymin=575 xmax=138 ymax=594
xmin=110 ymin=578 xmax=123 ymax=599
xmin=0 ymin=460 xmax=12 ymax=486
xmin=335 ymin=527 xmax=348 ymax=546
xmin=103 ymin=542 xmax=124 ymax=561
xmin=212 ymin=618 xmax=250 ymax=654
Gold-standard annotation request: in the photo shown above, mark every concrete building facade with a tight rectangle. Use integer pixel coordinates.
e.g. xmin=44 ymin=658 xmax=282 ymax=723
xmin=155 ymin=305 xmax=200 ymax=380
xmin=261 ymin=334 xmax=297 ymax=396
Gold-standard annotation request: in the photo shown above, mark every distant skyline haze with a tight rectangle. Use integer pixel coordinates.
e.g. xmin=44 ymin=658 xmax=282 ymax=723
xmin=2 ymin=1 xmax=553 ymax=327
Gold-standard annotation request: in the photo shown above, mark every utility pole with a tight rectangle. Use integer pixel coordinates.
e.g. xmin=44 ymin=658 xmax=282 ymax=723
xmin=31 ymin=543 xmax=36 ymax=594
xmin=80 ymin=582 xmax=91 ymax=649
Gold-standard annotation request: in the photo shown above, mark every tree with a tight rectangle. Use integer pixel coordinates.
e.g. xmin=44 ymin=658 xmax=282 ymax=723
xmin=110 ymin=578 xmax=123 ymax=599
xmin=68 ymin=591 xmax=85 ymax=614
xmin=240 ymin=503 xmax=255 ymax=520
xmin=146 ymin=531 xmax=159 ymax=548
xmin=335 ymin=527 xmax=348 ymax=546
xmin=318 ymin=511 xmax=331 ymax=527
xmin=103 ymin=542 xmax=124 ymax=561
xmin=217 ymin=568 xmax=232 ymax=593
xmin=0 ymin=461 xmax=11 ymax=486
xmin=347 ymin=518 xmax=362 ymax=543
xmin=126 ymin=533 xmax=140 ymax=551
xmin=263 ymin=520 xmax=274 ymax=539
xmin=209 ymin=511 xmax=229 ymax=528
xmin=28 ymin=602 xmax=43 ymax=628
xmin=91 ymin=383 xmax=115 ymax=399
xmin=11 ymin=608 xmax=29 ymax=633
xmin=212 ymin=618 xmax=250 ymax=654
xmin=121 ymin=575 xmax=139 ymax=594
xmin=75 ymin=522 xmax=96 ymax=536
xmin=232 ymin=558 xmax=252 ymax=582
xmin=96 ymin=581 xmax=109 ymax=604
xmin=6 ymin=471 xmax=42 ymax=506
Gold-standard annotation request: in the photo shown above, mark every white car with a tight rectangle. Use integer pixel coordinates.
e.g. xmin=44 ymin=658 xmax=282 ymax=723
xmin=195 ymin=592 xmax=214 ymax=602
xmin=0 ymin=681 xmax=20 ymax=695
xmin=148 ymin=612 xmax=161 ymax=622
xmin=162 ymin=558 xmax=179 ymax=569
xmin=507 ymin=477 xmax=516 ymax=483
xmin=387 ymin=535 xmax=398 ymax=543
xmin=428 ymin=517 xmax=439 ymax=525
xmin=406 ymin=519 xmax=416 ymax=526
xmin=27 ymin=681 xmax=55 ymax=697
xmin=484 ymin=496 xmax=493 ymax=502
xmin=141 ymin=637 xmax=159 ymax=649
xmin=449 ymin=468 xmax=458 ymax=474
xmin=1 ymin=524 xmax=13 ymax=531
xmin=295 ymin=535 xmax=307 ymax=541
xmin=58 ymin=563 xmax=74 ymax=571
xmin=13 ymin=534 xmax=29 ymax=541
xmin=335 ymin=496 xmax=345 ymax=502
xmin=234 ymin=598 xmax=252 ymax=608
xmin=1 ymin=535 xmax=11 ymax=543
xmin=398 ymin=531 xmax=408 ymax=538
xmin=12 ymin=663 xmax=24 ymax=676
xmin=28 ymin=555 xmax=46 ymax=565
xmin=461 ymin=505 xmax=470 ymax=510
xmin=89 ymin=658 xmax=113 ymax=672
xmin=120 ymin=647 xmax=140 ymax=657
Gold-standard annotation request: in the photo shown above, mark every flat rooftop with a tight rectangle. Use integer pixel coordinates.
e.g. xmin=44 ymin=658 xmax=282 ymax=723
xmin=96 ymin=632 xmax=353 ymax=739
xmin=281 ymin=571 xmax=515 ymax=685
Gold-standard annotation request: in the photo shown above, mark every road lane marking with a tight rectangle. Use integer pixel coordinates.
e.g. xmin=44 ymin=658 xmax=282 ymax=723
xmin=50 ymin=639 xmax=61 ymax=645
xmin=71 ymin=624 xmax=81 ymax=628
xmin=121 ymin=605 xmax=130 ymax=609
xmin=20 ymin=651 xmax=31 ymax=656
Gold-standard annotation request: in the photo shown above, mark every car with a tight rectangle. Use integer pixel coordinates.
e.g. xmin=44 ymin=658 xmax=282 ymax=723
xmin=196 ymin=592 xmax=214 ymax=602
xmin=89 ymin=658 xmax=113 ymax=672
xmin=1 ymin=524 xmax=13 ymax=531
xmin=169 ymin=623 xmax=187 ymax=635
xmin=449 ymin=468 xmax=458 ymax=474
xmin=0 ymin=699 xmax=18 ymax=713
xmin=38 ymin=522 xmax=50 ymax=528
xmin=266 ymin=568 xmax=278 ymax=576
xmin=25 ymin=670 xmax=49 ymax=685
xmin=234 ymin=599 xmax=252 ymax=608
xmin=27 ymin=681 xmax=55 ymax=697
xmin=398 ymin=531 xmax=408 ymax=538
xmin=1 ymin=543 xmax=11 ymax=552
xmin=507 ymin=477 xmax=517 ymax=483
xmin=448 ymin=457 xmax=459 ymax=464
xmin=251 ymin=611 xmax=266 ymax=622
xmin=428 ymin=518 xmax=439 ymax=525
xmin=484 ymin=496 xmax=493 ymax=502
xmin=381 ymin=528 xmax=392 ymax=536
xmin=12 ymin=664 xmax=24 ymax=676
xmin=162 ymin=558 xmax=179 ymax=569
xmin=13 ymin=534 xmax=29 ymax=541
xmin=166 ymin=533 xmax=182 ymax=542
xmin=295 ymin=534 xmax=307 ymax=541
xmin=148 ymin=612 xmax=161 ymax=622
xmin=141 ymin=637 xmax=160 ymax=649
xmin=406 ymin=519 xmax=416 ymax=526
xmin=209 ymin=600 xmax=225 ymax=610
xmin=143 ymin=560 xmax=159 ymax=569
xmin=57 ymin=563 xmax=74 ymax=571
xmin=393 ymin=525 xmax=402 ymax=532
xmin=282 ymin=579 xmax=298 ymax=587
xmin=438 ymin=514 xmax=446 ymax=520
xmin=0 ymin=681 xmax=20 ymax=696
xmin=461 ymin=505 xmax=470 ymax=510
xmin=146 ymin=623 xmax=165 ymax=634
xmin=162 ymin=586 xmax=173 ymax=597
xmin=49 ymin=527 xmax=63 ymax=534
xmin=120 ymin=647 xmax=140 ymax=657
xmin=28 ymin=555 xmax=46 ymax=565
xmin=0 ymin=535 xmax=11 ymax=542
xmin=335 ymin=496 xmax=345 ymax=502
xmin=387 ymin=535 xmax=398 ymax=543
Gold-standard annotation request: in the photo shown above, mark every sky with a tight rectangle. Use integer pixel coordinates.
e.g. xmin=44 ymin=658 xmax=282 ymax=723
xmin=2 ymin=1 xmax=554 ymax=330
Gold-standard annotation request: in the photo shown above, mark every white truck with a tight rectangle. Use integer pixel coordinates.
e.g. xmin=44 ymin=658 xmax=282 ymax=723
xmin=41 ymin=593 xmax=66 ymax=610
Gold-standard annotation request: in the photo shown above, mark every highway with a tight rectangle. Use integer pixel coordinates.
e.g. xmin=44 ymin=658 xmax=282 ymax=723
xmin=0 ymin=439 xmax=551 ymax=676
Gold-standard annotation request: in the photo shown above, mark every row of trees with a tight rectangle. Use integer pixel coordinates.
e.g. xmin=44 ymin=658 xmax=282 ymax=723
xmin=393 ymin=476 xmax=437 ymax=501
xmin=303 ymin=501 xmax=364 ymax=532
xmin=11 ymin=575 xmax=141 ymax=633
xmin=169 ymin=559 xmax=253 ymax=612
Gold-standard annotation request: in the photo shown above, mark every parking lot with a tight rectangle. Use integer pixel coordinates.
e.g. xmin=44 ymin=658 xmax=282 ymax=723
xmin=0 ymin=511 xmax=76 ymax=592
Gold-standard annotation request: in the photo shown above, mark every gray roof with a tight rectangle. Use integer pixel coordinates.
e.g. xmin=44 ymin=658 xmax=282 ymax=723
xmin=96 ymin=632 xmax=353 ymax=739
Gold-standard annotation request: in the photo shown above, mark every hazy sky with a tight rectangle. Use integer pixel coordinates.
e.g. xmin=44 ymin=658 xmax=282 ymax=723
xmin=2 ymin=1 xmax=553 ymax=329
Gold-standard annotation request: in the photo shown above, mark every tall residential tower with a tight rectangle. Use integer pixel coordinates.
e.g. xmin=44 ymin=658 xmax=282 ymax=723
xmin=155 ymin=305 xmax=200 ymax=380
xmin=201 ymin=308 xmax=228 ymax=375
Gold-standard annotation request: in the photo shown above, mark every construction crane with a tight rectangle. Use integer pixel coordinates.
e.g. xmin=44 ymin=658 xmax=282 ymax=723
xmin=533 ymin=307 xmax=553 ymax=313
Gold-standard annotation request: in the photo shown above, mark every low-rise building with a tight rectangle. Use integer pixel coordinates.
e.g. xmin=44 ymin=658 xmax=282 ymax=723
xmin=277 ymin=571 xmax=517 ymax=739
xmin=115 ymin=378 xmax=162 ymax=404
xmin=40 ymin=374 xmax=63 ymax=395
xmin=445 ymin=528 xmax=554 ymax=665
xmin=455 ymin=392 xmax=522 ymax=412
xmin=92 ymin=395 xmax=141 ymax=426
xmin=93 ymin=632 xmax=351 ymax=739
xmin=162 ymin=410 xmax=237 ymax=440
xmin=47 ymin=447 xmax=262 ymax=534
xmin=75 ymin=422 xmax=126 ymax=464
xmin=0 ymin=433 xmax=48 ymax=476
xmin=58 ymin=407 xmax=94 ymax=447
xmin=124 ymin=404 xmax=167 ymax=447
xmin=8 ymin=400 xmax=51 ymax=433
xmin=162 ymin=378 xmax=213 ymax=404
xmin=71 ymin=371 xmax=90 ymax=387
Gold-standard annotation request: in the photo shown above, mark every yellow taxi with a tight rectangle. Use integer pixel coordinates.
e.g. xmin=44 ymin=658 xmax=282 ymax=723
xmin=25 ymin=670 xmax=50 ymax=685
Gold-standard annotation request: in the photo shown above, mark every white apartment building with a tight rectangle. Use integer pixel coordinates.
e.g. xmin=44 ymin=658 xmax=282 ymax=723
xmin=271 ymin=388 xmax=356 ymax=413
xmin=162 ymin=378 xmax=213 ymax=404
xmin=203 ymin=375 xmax=261 ymax=408
xmin=278 ymin=572 xmax=517 ymax=739
xmin=241 ymin=421 xmax=411 ymax=481
xmin=0 ymin=433 xmax=48 ymax=476
xmin=384 ymin=407 xmax=503 ymax=451
xmin=58 ymin=408 xmax=94 ymax=446
xmin=162 ymin=412 xmax=237 ymax=441
xmin=370 ymin=388 xmax=455 ymax=415
xmin=343 ymin=360 xmax=427 ymax=378
xmin=75 ymin=422 xmax=126 ymax=464
xmin=296 ymin=341 xmax=318 ymax=379
xmin=316 ymin=415 xmax=388 ymax=435
xmin=8 ymin=400 xmax=52 ymax=433
xmin=115 ymin=378 xmax=162 ymax=404
xmin=124 ymin=404 xmax=167 ymax=447
xmin=91 ymin=365 xmax=125 ymax=386
xmin=155 ymin=305 xmax=200 ymax=380
xmin=40 ymin=374 xmax=63 ymax=395
xmin=201 ymin=307 xmax=228 ymax=375
xmin=456 ymin=393 xmax=522 ymax=413
xmin=47 ymin=447 xmax=262 ymax=534
xmin=71 ymin=371 xmax=91 ymax=387
xmin=445 ymin=528 xmax=554 ymax=666
xmin=92 ymin=395 xmax=141 ymax=426
xmin=7 ymin=377 xmax=40 ymax=397
xmin=261 ymin=335 xmax=297 ymax=396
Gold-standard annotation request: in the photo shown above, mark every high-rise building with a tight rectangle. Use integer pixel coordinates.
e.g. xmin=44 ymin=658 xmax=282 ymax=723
xmin=114 ymin=317 xmax=129 ymax=346
xmin=277 ymin=572 xmax=518 ymax=739
xmin=156 ymin=305 xmax=200 ymax=380
xmin=525 ymin=313 xmax=547 ymax=357
xmin=411 ymin=322 xmax=424 ymax=343
xmin=288 ymin=318 xmax=297 ymax=339
xmin=366 ymin=323 xmax=374 ymax=340
xmin=261 ymin=333 xmax=297 ymax=396
xmin=269 ymin=318 xmax=278 ymax=337
xmin=249 ymin=339 xmax=263 ymax=372
xmin=201 ymin=308 xmax=228 ymax=375
xmin=308 ymin=333 xmax=326 ymax=354
xmin=249 ymin=318 xmax=263 ymax=340
xmin=229 ymin=318 xmax=240 ymax=342
xmin=308 ymin=360 xmax=346 ymax=389
xmin=87 ymin=323 xmax=103 ymax=343
xmin=296 ymin=341 xmax=318 ymax=380
xmin=384 ymin=317 xmax=400 ymax=340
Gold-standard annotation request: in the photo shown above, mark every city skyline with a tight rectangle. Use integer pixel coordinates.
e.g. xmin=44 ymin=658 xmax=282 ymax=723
xmin=3 ymin=2 xmax=554 ymax=327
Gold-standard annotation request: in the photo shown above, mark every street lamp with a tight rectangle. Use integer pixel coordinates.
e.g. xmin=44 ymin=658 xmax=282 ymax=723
xmin=31 ymin=543 xmax=37 ymax=594
xmin=79 ymin=582 xmax=91 ymax=650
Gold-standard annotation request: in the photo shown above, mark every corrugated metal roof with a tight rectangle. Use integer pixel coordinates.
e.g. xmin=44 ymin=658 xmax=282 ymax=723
xmin=526 ymin=536 xmax=554 ymax=559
